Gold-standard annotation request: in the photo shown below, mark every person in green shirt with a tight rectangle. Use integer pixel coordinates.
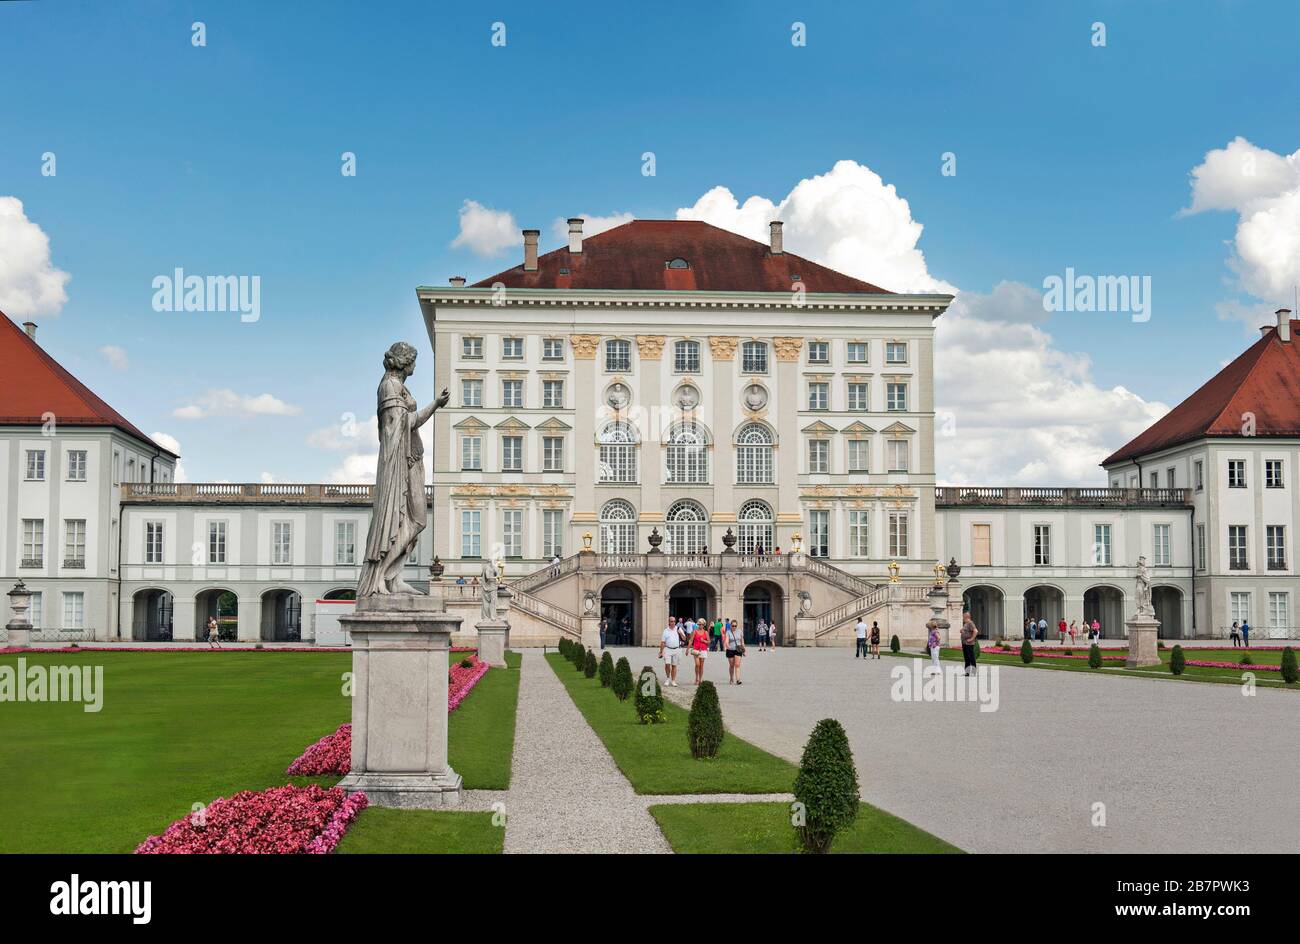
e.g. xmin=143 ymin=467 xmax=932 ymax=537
xmin=711 ymin=617 xmax=723 ymax=652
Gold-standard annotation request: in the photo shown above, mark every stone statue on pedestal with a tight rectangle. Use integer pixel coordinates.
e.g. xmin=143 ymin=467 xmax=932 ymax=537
xmin=1135 ymin=555 xmax=1154 ymax=618
xmin=481 ymin=557 xmax=499 ymax=620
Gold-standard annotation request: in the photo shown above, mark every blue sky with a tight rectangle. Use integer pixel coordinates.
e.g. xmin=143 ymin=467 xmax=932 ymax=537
xmin=3 ymin=0 xmax=1298 ymax=483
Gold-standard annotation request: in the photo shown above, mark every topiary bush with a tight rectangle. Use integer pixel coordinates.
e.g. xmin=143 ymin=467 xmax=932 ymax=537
xmin=612 ymin=657 xmax=633 ymax=701
xmin=1240 ymin=653 xmax=1253 ymax=666
xmin=558 ymin=638 xmax=568 ymax=658
xmin=1020 ymin=639 xmax=1034 ymax=664
xmin=1088 ymin=644 xmax=1102 ymax=669
xmin=599 ymin=650 xmax=614 ymax=687
xmin=1169 ymin=644 xmax=1185 ymax=676
xmin=584 ymin=649 xmax=598 ymax=678
xmin=687 ymin=681 xmax=724 ymax=758
xmin=460 ymin=657 xmax=474 ymax=669
xmin=889 ymin=634 xmax=900 ymax=653
xmin=574 ymin=644 xmax=588 ymax=671
xmin=634 ymin=666 xmax=666 ymax=724
xmin=792 ymin=718 xmax=860 ymax=854
xmin=1280 ymin=646 xmax=1297 ymax=684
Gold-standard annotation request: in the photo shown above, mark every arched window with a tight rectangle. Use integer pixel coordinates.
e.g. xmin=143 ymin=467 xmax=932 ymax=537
xmin=598 ymin=421 xmax=638 ymax=484
xmin=741 ymin=340 xmax=768 ymax=374
xmin=666 ymin=499 xmax=709 ymax=555
xmin=599 ymin=500 xmax=638 ymax=554
xmin=674 ymin=339 xmax=701 ymax=373
xmin=665 ymin=422 xmax=709 ymax=484
xmin=667 ymin=257 xmax=689 ymax=269
xmin=737 ymin=500 xmax=774 ymax=555
xmin=736 ymin=423 xmax=774 ymax=484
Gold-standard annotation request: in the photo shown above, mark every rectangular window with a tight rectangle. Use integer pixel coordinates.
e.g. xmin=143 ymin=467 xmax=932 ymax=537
xmin=1149 ymin=471 xmax=1159 ymax=489
xmin=1092 ymin=523 xmax=1112 ymax=566
xmin=335 ymin=520 xmax=356 ymax=565
xmin=1034 ymin=524 xmax=1051 ymax=565
xmin=64 ymin=519 xmax=86 ymax=566
xmin=1267 ymin=525 xmax=1286 ymax=569
xmin=807 ymin=341 xmax=829 ymax=364
xmin=1268 ymin=591 xmax=1289 ymax=632
xmin=674 ymin=340 xmax=700 ymax=373
xmin=29 ymin=592 xmax=42 ymax=629
xmin=461 ymin=378 xmax=482 ymax=407
xmin=889 ymin=512 xmax=910 ymax=558
xmin=1228 ymin=525 xmax=1248 ymax=569
xmin=809 ymin=510 xmax=829 ymax=557
xmin=501 ymin=435 xmax=523 ymax=472
xmin=67 ymin=450 xmax=87 ymax=481
xmin=145 ymin=521 xmax=164 ymax=564
xmin=848 ymin=510 xmax=870 ymax=557
xmin=502 ymin=337 xmax=524 ymax=359
xmin=502 ymin=379 xmax=523 ymax=408
xmin=25 ymin=449 xmax=45 ymax=481
xmin=887 ymin=439 xmax=909 ymax=472
xmin=1228 ymin=459 xmax=1246 ymax=488
xmin=209 ymin=520 xmax=227 ymax=564
xmin=542 ymin=379 xmax=564 ymax=408
xmin=741 ymin=341 xmax=768 ymax=374
xmin=63 ymin=592 xmax=84 ymax=630
xmin=113 ymin=451 xmax=121 ymax=485
xmin=272 ymin=521 xmax=292 ymax=565
xmin=972 ymin=523 xmax=991 ymax=566
xmin=1153 ymin=523 xmax=1171 ymax=566
xmin=605 ymin=339 xmax=631 ymax=372
xmin=461 ymin=435 xmax=482 ymax=471
xmin=22 ymin=519 xmax=44 ymax=566
xmin=886 ymin=382 xmax=908 ymax=412
xmin=847 ymin=382 xmax=869 ymax=411
xmin=1230 ymin=591 xmax=1251 ymax=626
xmin=846 ymin=341 xmax=868 ymax=364
xmin=462 ymin=336 xmax=483 ymax=359
xmin=1196 ymin=523 xmax=1206 ymax=571
xmin=543 ymin=436 xmax=564 ymax=472
xmin=461 ymin=510 xmax=482 ymax=558
xmin=1194 ymin=460 xmax=1204 ymax=491
xmin=808 ymin=439 xmax=829 ymax=473
xmin=543 ymin=338 xmax=565 ymax=361
xmin=847 ymin=439 xmax=869 ymax=473
xmin=1166 ymin=468 xmax=1176 ymax=489
xmin=502 ymin=509 xmax=523 ymax=558
xmin=543 ymin=509 xmax=565 ymax=558
xmin=885 ymin=341 xmax=907 ymax=364
xmin=808 ymin=383 xmax=828 ymax=411
xmin=1266 ymin=459 xmax=1284 ymax=488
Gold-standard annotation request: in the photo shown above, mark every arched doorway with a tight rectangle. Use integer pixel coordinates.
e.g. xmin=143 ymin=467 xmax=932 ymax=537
xmin=963 ymin=585 xmax=1005 ymax=639
xmin=1023 ymin=585 xmax=1065 ymax=635
xmin=132 ymin=589 xmax=173 ymax=641
xmin=261 ymin=589 xmax=302 ymax=641
xmin=322 ymin=588 xmax=356 ymax=601
xmin=195 ymin=588 xmax=237 ymax=641
xmin=1084 ymin=586 xmax=1125 ymax=638
xmin=743 ymin=580 xmax=784 ymax=645
xmin=668 ymin=579 xmax=715 ymax=624
xmin=600 ymin=580 xmax=641 ymax=646
xmin=1153 ymin=586 xmax=1184 ymax=638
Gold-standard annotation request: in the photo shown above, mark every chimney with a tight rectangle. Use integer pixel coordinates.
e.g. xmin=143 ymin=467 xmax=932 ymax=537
xmin=22 ymin=321 xmax=36 ymax=341
xmin=449 ymin=276 xmax=466 ymax=287
xmin=769 ymin=220 xmax=784 ymax=255
xmin=522 ymin=229 xmax=540 ymax=271
xmin=567 ymin=217 xmax=584 ymax=254
xmin=1260 ymin=325 xmax=1273 ymax=338
xmin=1277 ymin=308 xmax=1292 ymax=342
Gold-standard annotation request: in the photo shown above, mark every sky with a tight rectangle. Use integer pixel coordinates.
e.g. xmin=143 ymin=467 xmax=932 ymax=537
xmin=3 ymin=0 xmax=1300 ymax=485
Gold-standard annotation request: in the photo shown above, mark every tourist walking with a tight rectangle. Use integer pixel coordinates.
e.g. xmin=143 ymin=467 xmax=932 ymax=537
xmin=1230 ymin=620 xmax=1242 ymax=646
xmin=1241 ymin=619 xmax=1251 ymax=647
xmin=689 ymin=619 xmax=710 ymax=685
xmin=855 ymin=618 xmax=868 ymax=658
xmin=1090 ymin=617 xmax=1101 ymax=641
xmin=960 ymin=610 xmax=979 ymax=676
xmin=725 ymin=617 xmax=746 ymax=685
xmin=869 ymin=620 xmax=881 ymax=658
xmin=599 ymin=617 xmax=608 ymax=650
xmin=1068 ymin=619 xmax=1078 ymax=646
xmin=1057 ymin=618 xmax=1068 ymax=644
xmin=756 ymin=618 xmax=769 ymax=651
xmin=927 ymin=619 xmax=942 ymax=675
xmin=659 ymin=616 xmax=685 ymax=687
xmin=207 ymin=616 xmax=221 ymax=648
xmin=1037 ymin=616 xmax=1048 ymax=641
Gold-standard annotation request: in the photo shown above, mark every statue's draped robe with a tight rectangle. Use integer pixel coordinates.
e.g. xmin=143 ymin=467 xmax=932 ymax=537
xmin=358 ymin=377 xmax=425 ymax=596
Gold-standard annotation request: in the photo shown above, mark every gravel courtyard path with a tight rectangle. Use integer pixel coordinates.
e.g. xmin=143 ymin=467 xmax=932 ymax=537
xmin=500 ymin=651 xmax=671 ymax=854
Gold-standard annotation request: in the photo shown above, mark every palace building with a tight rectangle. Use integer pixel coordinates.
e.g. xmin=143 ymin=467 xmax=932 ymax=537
xmin=3 ymin=221 xmax=1297 ymax=645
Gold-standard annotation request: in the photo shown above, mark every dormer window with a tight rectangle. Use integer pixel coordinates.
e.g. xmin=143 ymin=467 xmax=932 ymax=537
xmin=559 ymin=267 xmax=571 ymax=275
xmin=666 ymin=258 xmax=689 ymax=269
xmin=791 ymin=274 xmax=802 ymax=281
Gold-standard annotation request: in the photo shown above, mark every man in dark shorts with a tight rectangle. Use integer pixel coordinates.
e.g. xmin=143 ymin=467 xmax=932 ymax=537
xmin=960 ymin=610 xmax=979 ymax=676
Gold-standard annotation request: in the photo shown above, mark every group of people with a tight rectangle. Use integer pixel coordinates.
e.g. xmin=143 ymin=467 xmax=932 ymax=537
xmin=658 ymin=615 xmax=749 ymax=686
xmin=598 ymin=615 xmax=636 ymax=648
xmin=1229 ymin=620 xmax=1252 ymax=647
xmin=1022 ymin=616 xmax=1103 ymax=644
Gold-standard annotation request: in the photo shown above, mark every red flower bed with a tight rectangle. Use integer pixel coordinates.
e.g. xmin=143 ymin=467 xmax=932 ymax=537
xmin=135 ymin=784 xmax=367 ymax=854
xmin=978 ymin=646 xmax=1126 ymax=663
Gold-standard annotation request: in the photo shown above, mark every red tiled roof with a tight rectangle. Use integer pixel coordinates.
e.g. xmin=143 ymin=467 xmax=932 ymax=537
xmin=471 ymin=220 xmax=894 ymax=294
xmin=0 ymin=314 xmax=177 ymax=457
xmin=1104 ymin=321 xmax=1300 ymax=465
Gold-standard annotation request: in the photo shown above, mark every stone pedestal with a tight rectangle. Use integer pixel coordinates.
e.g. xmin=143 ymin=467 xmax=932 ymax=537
xmin=337 ymin=594 xmax=463 ymax=808
xmin=1125 ymin=614 xmax=1160 ymax=667
xmin=476 ymin=618 xmax=508 ymax=667
xmin=794 ymin=615 xmax=818 ymax=647
xmin=4 ymin=624 xmax=32 ymax=649
xmin=580 ymin=615 xmax=600 ymax=650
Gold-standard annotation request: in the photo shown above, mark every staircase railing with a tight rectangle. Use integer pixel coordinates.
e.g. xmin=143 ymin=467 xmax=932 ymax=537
xmin=796 ymin=555 xmax=880 ymax=598
xmin=508 ymin=554 xmax=580 ymax=594
xmin=509 ymin=587 xmax=580 ymax=638
xmin=814 ymin=586 xmax=890 ymax=634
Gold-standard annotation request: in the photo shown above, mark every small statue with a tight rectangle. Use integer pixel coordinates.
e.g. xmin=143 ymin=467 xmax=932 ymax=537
xmin=481 ymin=557 xmax=499 ymax=620
xmin=798 ymin=590 xmax=813 ymax=615
xmin=1135 ymin=555 xmax=1154 ymax=617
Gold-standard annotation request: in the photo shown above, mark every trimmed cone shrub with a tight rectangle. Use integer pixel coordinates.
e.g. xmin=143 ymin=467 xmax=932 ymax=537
xmin=599 ymin=650 xmax=614 ymax=687
xmin=889 ymin=634 xmax=900 ymax=653
xmin=1282 ymin=646 xmax=1298 ymax=684
xmin=1020 ymin=639 xmax=1034 ymax=664
xmin=635 ymin=666 xmax=666 ymax=724
xmin=612 ymin=657 xmax=633 ymax=701
xmin=687 ymin=681 xmax=724 ymax=758
xmin=1169 ymin=644 xmax=1185 ymax=676
xmin=1241 ymin=653 xmax=1253 ymax=666
xmin=559 ymin=638 xmax=569 ymax=658
xmin=583 ymin=649 xmax=598 ymax=678
xmin=793 ymin=718 xmax=860 ymax=854
xmin=573 ymin=645 xmax=588 ymax=671
xmin=1088 ymin=644 xmax=1102 ymax=669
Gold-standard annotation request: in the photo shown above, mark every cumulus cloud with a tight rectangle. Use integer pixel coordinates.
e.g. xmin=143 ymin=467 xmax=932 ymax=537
xmin=173 ymin=389 xmax=301 ymax=419
xmin=0 ymin=197 xmax=71 ymax=317
xmin=450 ymin=199 xmax=519 ymax=257
xmin=550 ymin=212 xmax=634 ymax=244
xmin=149 ymin=431 xmax=188 ymax=482
xmin=99 ymin=344 xmax=128 ymax=370
xmin=308 ymin=413 xmax=378 ymax=451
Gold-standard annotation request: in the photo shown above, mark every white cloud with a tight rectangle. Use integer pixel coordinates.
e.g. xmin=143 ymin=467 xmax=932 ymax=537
xmin=173 ymin=389 xmax=301 ymax=419
xmin=149 ymin=431 xmax=188 ymax=483
xmin=327 ymin=452 xmax=379 ymax=484
xmin=0 ymin=196 xmax=71 ymax=317
xmin=308 ymin=414 xmax=378 ymax=451
xmin=550 ymin=212 xmax=634 ymax=244
xmin=99 ymin=344 xmax=129 ymax=370
xmin=450 ymin=199 xmax=519 ymax=257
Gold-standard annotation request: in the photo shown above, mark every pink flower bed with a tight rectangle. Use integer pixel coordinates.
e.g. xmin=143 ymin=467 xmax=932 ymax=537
xmin=978 ymin=646 xmax=1125 ymax=663
xmin=976 ymin=645 xmax=1282 ymax=671
xmin=1 ymin=645 xmax=477 ymax=655
xmin=286 ymin=655 xmax=489 ymax=776
xmin=135 ymin=784 xmax=367 ymax=854
xmin=1184 ymin=659 xmax=1281 ymax=671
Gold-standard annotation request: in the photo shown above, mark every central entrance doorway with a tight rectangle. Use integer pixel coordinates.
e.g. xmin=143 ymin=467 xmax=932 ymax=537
xmin=668 ymin=580 xmax=714 ymax=625
xmin=600 ymin=580 xmax=640 ymax=646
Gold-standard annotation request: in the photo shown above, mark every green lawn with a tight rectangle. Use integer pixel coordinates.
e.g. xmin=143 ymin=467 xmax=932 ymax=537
xmin=649 ymin=802 xmax=962 ymax=854
xmin=336 ymin=808 xmax=503 ymax=854
xmin=0 ymin=649 xmax=518 ymax=853
xmin=544 ymin=652 xmax=796 ymax=795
